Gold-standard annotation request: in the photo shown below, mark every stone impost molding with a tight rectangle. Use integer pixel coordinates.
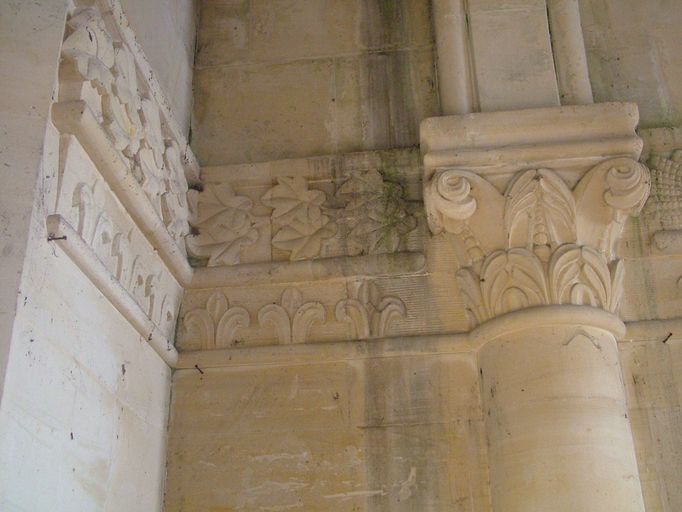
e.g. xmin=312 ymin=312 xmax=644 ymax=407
xmin=422 ymin=103 xmax=650 ymax=328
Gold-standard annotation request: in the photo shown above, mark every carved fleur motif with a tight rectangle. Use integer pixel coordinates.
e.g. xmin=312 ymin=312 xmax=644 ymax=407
xmin=335 ymin=171 xmax=417 ymax=255
xmin=257 ymin=287 xmax=326 ymax=344
xmin=184 ymin=292 xmax=250 ymax=349
xmin=186 ymin=184 xmax=262 ymax=266
xmin=261 ymin=177 xmax=337 ymax=260
xmin=335 ymin=280 xmax=406 ymax=340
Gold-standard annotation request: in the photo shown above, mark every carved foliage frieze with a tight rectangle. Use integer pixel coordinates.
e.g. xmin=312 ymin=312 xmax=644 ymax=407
xmin=60 ymin=4 xmax=191 ymax=250
xmin=181 ymin=281 xmax=407 ymax=350
xmin=335 ymin=171 xmax=418 ymax=255
xmin=261 ymin=177 xmax=337 ymax=261
xmin=187 ymin=171 xmax=419 ymax=266
xmin=424 ymin=158 xmax=650 ymax=325
xmin=186 ymin=184 xmax=263 ymax=266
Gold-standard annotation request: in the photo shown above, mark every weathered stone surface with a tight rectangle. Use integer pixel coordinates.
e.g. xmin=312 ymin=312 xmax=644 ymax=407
xmin=192 ymin=0 xmax=438 ymax=165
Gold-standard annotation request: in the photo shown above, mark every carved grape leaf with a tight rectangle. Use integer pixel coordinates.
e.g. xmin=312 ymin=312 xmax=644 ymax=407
xmin=187 ymin=184 xmax=261 ymax=266
xmin=337 ymin=171 xmax=417 ymax=255
xmin=261 ymin=177 xmax=326 ymax=225
xmin=271 ymin=218 xmax=337 ymax=261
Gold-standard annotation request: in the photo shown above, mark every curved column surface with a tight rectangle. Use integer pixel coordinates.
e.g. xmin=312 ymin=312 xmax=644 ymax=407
xmin=476 ymin=309 xmax=644 ymax=512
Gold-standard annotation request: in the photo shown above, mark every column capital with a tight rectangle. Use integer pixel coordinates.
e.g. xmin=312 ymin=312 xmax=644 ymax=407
xmin=421 ymin=103 xmax=650 ymax=327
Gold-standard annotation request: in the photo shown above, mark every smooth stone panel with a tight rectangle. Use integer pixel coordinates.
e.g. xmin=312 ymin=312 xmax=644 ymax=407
xmin=468 ymin=0 xmax=560 ymax=111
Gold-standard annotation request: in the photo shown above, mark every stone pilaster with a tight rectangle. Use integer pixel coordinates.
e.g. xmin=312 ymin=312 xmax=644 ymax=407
xmin=421 ymin=103 xmax=649 ymax=511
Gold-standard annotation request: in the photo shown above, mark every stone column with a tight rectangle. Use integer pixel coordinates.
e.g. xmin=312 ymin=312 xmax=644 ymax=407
xmin=422 ymin=103 xmax=649 ymax=511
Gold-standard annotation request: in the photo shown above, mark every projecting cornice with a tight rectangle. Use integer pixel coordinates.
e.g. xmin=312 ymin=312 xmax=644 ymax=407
xmin=421 ymin=103 xmax=651 ymax=328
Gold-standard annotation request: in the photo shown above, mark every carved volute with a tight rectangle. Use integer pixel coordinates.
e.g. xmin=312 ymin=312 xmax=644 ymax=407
xmin=424 ymin=158 xmax=650 ymax=327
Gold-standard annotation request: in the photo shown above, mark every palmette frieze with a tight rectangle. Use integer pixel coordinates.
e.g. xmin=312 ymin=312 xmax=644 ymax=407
xmin=180 ymin=281 xmax=407 ymax=350
xmin=425 ymin=158 xmax=650 ymax=325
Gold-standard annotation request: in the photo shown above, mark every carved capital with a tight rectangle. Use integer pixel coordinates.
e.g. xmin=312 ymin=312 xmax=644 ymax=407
xmin=424 ymin=158 xmax=650 ymax=326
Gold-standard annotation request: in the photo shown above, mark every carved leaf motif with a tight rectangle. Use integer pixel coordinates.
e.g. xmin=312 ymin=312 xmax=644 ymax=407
xmin=257 ymin=304 xmax=292 ymax=344
xmin=574 ymin=158 xmax=650 ymax=259
xmin=271 ymin=219 xmax=337 ymax=261
xmin=481 ymin=249 xmax=549 ymax=317
xmin=335 ymin=299 xmax=371 ymax=340
xmin=505 ymin=169 xmax=576 ymax=250
xmin=62 ymin=9 xmax=115 ymax=89
xmin=549 ymin=245 xmax=612 ymax=309
xmin=186 ymin=184 xmax=261 ymax=266
xmin=261 ymin=177 xmax=326 ymax=224
xmin=423 ymin=170 xmax=478 ymax=234
xmin=292 ymin=303 xmax=326 ymax=344
xmin=645 ymin=151 xmax=682 ymax=230
xmin=335 ymin=280 xmax=406 ymax=339
xmin=184 ymin=310 xmax=214 ymax=348
xmin=215 ymin=307 xmax=250 ymax=348
xmin=372 ymin=297 xmax=407 ymax=338
xmin=257 ymin=287 xmax=323 ymax=345
xmin=336 ymin=171 xmax=417 ymax=255
xmin=184 ymin=292 xmax=251 ymax=349
xmin=262 ymin=177 xmax=337 ymax=261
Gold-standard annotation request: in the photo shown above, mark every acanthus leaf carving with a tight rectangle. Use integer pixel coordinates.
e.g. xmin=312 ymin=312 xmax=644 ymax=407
xmin=504 ymin=169 xmax=576 ymax=256
xmin=480 ymin=248 xmax=549 ymax=318
xmin=186 ymin=184 xmax=262 ymax=266
xmin=424 ymin=169 xmax=503 ymax=265
xmin=425 ymin=159 xmax=651 ymax=323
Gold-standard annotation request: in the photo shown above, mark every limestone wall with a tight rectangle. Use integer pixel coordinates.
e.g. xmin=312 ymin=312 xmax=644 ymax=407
xmin=192 ymin=0 xmax=440 ymax=165
xmin=580 ymin=0 xmax=682 ymax=128
xmin=165 ymin=338 xmax=491 ymax=511
xmin=0 ymin=1 xmax=196 ymax=510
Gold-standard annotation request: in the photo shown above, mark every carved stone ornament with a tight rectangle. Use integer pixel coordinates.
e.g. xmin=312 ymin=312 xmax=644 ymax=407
xmin=257 ymin=287 xmax=326 ymax=344
xmin=334 ymin=171 xmax=417 ymax=255
xmin=186 ymin=184 xmax=263 ymax=266
xmin=335 ymin=280 xmax=407 ymax=339
xmin=646 ymin=150 xmax=682 ymax=229
xmin=60 ymin=5 xmax=191 ymax=249
xmin=261 ymin=177 xmax=337 ymax=261
xmin=424 ymin=158 xmax=650 ymax=326
xmin=184 ymin=292 xmax=250 ymax=349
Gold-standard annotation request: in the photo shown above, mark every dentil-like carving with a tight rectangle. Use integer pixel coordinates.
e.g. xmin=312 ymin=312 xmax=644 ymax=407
xmin=257 ymin=288 xmax=326 ymax=344
xmin=186 ymin=184 xmax=262 ymax=266
xmin=184 ymin=292 xmax=250 ymax=349
xmin=335 ymin=280 xmax=407 ymax=340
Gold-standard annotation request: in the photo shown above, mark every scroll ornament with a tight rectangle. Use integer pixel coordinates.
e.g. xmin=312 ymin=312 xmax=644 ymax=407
xmin=424 ymin=158 xmax=650 ymax=326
